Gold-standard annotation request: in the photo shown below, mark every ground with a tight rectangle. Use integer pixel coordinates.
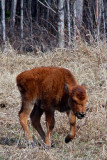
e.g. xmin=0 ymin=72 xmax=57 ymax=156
xmin=0 ymin=41 xmax=107 ymax=160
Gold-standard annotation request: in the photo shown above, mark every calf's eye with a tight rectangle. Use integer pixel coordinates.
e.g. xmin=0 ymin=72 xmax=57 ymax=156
xmin=72 ymin=99 xmax=77 ymax=104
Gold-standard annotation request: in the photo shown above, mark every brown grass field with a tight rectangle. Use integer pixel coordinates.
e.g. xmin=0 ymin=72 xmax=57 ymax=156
xmin=0 ymin=41 xmax=107 ymax=160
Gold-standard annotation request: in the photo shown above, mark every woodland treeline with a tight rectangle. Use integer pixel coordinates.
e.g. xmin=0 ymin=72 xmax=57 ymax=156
xmin=0 ymin=0 xmax=107 ymax=53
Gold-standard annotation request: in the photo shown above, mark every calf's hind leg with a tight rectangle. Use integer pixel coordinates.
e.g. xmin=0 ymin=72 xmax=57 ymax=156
xmin=19 ymin=100 xmax=34 ymax=146
xmin=30 ymin=104 xmax=45 ymax=141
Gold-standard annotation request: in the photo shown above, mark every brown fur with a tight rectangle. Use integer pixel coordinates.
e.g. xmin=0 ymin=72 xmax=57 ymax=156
xmin=16 ymin=67 xmax=87 ymax=146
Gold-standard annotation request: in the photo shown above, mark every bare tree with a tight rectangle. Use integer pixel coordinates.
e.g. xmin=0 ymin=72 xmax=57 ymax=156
xmin=36 ymin=0 xmax=39 ymax=23
xmin=67 ymin=0 xmax=71 ymax=46
xmin=10 ymin=0 xmax=17 ymax=34
xmin=73 ymin=2 xmax=77 ymax=41
xmin=58 ymin=0 xmax=65 ymax=48
xmin=1 ymin=0 xmax=6 ymax=43
xmin=74 ymin=0 xmax=83 ymax=27
xmin=104 ymin=0 xmax=107 ymax=26
xmin=20 ymin=0 xmax=24 ymax=52
xmin=73 ymin=0 xmax=84 ymax=42
xmin=102 ymin=0 xmax=106 ymax=41
xmin=28 ymin=0 xmax=33 ymax=47
xmin=96 ymin=0 xmax=102 ymax=43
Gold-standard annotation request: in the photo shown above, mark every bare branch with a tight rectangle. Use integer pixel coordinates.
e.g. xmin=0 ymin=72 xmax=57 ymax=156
xmin=38 ymin=0 xmax=56 ymax=14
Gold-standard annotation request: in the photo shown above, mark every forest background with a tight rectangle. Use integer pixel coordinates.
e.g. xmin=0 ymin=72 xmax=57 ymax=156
xmin=0 ymin=0 xmax=107 ymax=52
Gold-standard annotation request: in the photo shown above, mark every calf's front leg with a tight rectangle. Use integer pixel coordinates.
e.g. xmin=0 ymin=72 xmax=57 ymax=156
xmin=65 ymin=111 xmax=76 ymax=143
xmin=45 ymin=109 xmax=55 ymax=146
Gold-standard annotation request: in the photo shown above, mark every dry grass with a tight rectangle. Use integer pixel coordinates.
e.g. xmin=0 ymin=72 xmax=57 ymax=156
xmin=0 ymin=41 xmax=107 ymax=160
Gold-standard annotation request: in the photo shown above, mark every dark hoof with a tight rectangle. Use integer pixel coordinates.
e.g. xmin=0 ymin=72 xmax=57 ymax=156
xmin=65 ymin=134 xmax=72 ymax=143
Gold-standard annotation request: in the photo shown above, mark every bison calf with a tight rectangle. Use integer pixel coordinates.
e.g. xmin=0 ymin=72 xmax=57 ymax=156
xmin=16 ymin=67 xmax=87 ymax=147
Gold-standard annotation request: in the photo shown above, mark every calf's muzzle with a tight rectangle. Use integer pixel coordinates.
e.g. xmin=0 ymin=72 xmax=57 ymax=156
xmin=75 ymin=112 xmax=86 ymax=119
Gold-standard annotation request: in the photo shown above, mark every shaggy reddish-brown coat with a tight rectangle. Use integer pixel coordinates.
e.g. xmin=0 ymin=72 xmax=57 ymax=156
xmin=16 ymin=67 xmax=87 ymax=146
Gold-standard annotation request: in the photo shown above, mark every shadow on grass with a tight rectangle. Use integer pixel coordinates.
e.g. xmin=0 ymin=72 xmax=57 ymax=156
xmin=0 ymin=137 xmax=17 ymax=146
xmin=0 ymin=136 xmax=31 ymax=149
xmin=0 ymin=136 xmax=55 ymax=150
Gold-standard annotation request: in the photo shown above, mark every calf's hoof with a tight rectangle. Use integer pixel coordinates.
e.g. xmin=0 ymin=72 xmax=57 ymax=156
xmin=27 ymin=140 xmax=34 ymax=148
xmin=65 ymin=134 xmax=74 ymax=143
xmin=45 ymin=138 xmax=51 ymax=147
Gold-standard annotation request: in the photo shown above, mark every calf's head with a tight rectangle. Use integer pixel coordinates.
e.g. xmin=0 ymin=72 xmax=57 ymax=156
xmin=65 ymin=84 xmax=87 ymax=119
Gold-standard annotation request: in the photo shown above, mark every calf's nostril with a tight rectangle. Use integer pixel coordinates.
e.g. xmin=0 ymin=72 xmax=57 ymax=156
xmin=79 ymin=112 xmax=85 ymax=117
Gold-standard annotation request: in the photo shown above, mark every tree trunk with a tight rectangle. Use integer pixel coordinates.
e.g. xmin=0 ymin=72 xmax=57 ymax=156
xmin=74 ymin=0 xmax=83 ymax=28
xmin=10 ymin=0 xmax=17 ymax=34
xmin=104 ymin=0 xmax=107 ymax=26
xmin=28 ymin=0 xmax=33 ymax=49
xmin=36 ymin=0 xmax=39 ymax=23
xmin=102 ymin=0 xmax=106 ymax=41
xmin=73 ymin=2 xmax=76 ymax=41
xmin=1 ymin=0 xmax=6 ymax=43
xmin=96 ymin=0 xmax=102 ymax=43
xmin=20 ymin=0 xmax=24 ymax=52
xmin=67 ymin=0 xmax=71 ymax=46
xmin=58 ymin=0 xmax=65 ymax=48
